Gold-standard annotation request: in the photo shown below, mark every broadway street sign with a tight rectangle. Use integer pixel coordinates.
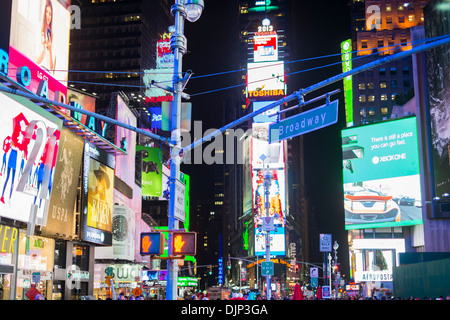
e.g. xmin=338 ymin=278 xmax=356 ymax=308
xmin=269 ymin=100 xmax=338 ymax=143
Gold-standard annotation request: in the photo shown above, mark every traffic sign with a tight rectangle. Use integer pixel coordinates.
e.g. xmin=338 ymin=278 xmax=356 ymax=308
xmin=140 ymin=232 xmax=165 ymax=255
xmin=261 ymin=261 xmax=274 ymax=276
xmin=172 ymin=231 xmax=197 ymax=255
xmin=269 ymin=100 xmax=338 ymax=143
xmin=322 ymin=286 xmax=331 ymax=299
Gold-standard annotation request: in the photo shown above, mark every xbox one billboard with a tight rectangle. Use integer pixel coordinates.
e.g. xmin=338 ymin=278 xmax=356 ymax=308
xmin=341 ymin=117 xmax=423 ymax=229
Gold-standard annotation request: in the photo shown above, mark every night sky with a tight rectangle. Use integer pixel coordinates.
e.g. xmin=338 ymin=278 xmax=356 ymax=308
xmin=180 ymin=0 xmax=352 ymax=274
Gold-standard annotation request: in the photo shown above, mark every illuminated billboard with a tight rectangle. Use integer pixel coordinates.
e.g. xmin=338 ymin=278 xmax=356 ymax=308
xmin=8 ymin=0 xmax=70 ymax=103
xmin=136 ymin=145 xmax=163 ymax=197
xmin=252 ymin=123 xmax=284 ymax=169
xmin=352 ymin=239 xmax=405 ymax=283
xmin=82 ymin=142 xmax=115 ymax=245
xmin=253 ymin=32 xmax=278 ymax=62
xmin=0 ymin=90 xmax=62 ymax=225
xmin=252 ymin=168 xmax=286 ymax=227
xmin=247 ymin=61 xmax=286 ymax=100
xmin=252 ymin=101 xmax=279 ymax=123
xmin=255 ymin=227 xmax=286 ymax=256
xmin=41 ymin=127 xmax=84 ymax=238
xmin=115 ymin=95 xmax=137 ymax=189
xmin=341 ymin=117 xmax=423 ymax=229
xmin=341 ymin=39 xmax=353 ymax=127
xmin=143 ymin=69 xmax=174 ymax=103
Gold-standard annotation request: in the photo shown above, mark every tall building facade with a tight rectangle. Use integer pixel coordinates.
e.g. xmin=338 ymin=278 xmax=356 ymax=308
xmin=348 ymin=0 xmax=429 ymax=126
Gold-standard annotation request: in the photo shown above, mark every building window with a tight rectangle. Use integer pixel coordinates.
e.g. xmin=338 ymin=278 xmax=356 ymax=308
xmin=403 ymin=67 xmax=410 ymax=74
xmin=399 ymin=16 xmax=405 ymax=23
xmin=380 ymin=81 xmax=387 ymax=89
xmin=386 ymin=5 xmax=392 ymax=12
xmin=359 ymin=95 xmax=366 ymax=102
xmin=378 ymin=39 xmax=384 ymax=47
xmin=367 ymin=82 xmax=374 ymax=90
xmin=361 ymin=40 xmax=368 ymax=49
xmin=391 ymin=80 xmax=398 ymax=89
xmin=398 ymin=5 xmax=404 ymax=11
xmin=360 ymin=108 xmax=366 ymax=117
xmin=369 ymin=107 xmax=375 ymax=116
xmin=368 ymin=95 xmax=375 ymax=102
xmin=381 ymin=94 xmax=388 ymax=101
xmin=386 ymin=16 xmax=393 ymax=24
xmin=408 ymin=15 xmax=415 ymax=22
xmin=359 ymin=83 xmax=366 ymax=90
xmin=390 ymin=67 xmax=397 ymax=75
xmin=391 ymin=93 xmax=397 ymax=100
xmin=404 ymin=80 xmax=411 ymax=88
xmin=379 ymin=68 xmax=386 ymax=76
xmin=381 ymin=107 xmax=389 ymax=114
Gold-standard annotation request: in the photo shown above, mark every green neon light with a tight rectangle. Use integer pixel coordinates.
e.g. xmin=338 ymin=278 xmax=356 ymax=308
xmin=341 ymin=39 xmax=354 ymax=127
xmin=248 ymin=6 xmax=279 ymax=12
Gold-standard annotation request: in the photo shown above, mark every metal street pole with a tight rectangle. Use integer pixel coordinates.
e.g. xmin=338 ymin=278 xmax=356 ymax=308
xmin=165 ymin=0 xmax=204 ymax=301
xmin=166 ymin=0 xmax=187 ymax=300
xmin=264 ymin=166 xmax=272 ymax=300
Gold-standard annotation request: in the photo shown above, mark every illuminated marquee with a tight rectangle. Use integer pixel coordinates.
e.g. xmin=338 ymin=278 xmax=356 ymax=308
xmin=247 ymin=61 xmax=286 ymax=101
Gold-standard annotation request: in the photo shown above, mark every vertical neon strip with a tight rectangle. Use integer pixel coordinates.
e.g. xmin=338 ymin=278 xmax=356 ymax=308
xmin=341 ymin=39 xmax=354 ymax=127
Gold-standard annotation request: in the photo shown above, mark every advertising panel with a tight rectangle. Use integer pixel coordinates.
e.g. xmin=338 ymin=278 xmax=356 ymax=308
xmin=341 ymin=117 xmax=423 ymax=229
xmin=352 ymin=238 xmax=405 ymax=283
xmin=253 ymin=32 xmax=278 ymax=62
xmin=341 ymin=39 xmax=354 ymax=127
xmin=252 ymin=123 xmax=284 ymax=169
xmin=247 ymin=62 xmax=286 ymax=100
xmin=156 ymin=37 xmax=174 ymax=69
xmin=115 ymin=95 xmax=137 ymax=189
xmin=136 ymin=145 xmax=163 ymax=197
xmin=8 ymin=0 xmax=70 ymax=103
xmin=255 ymin=227 xmax=286 ymax=256
xmin=424 ymin=7 xmax=450 ymax=198
xmin=252 ymin=168 xmax=286 ymax=227
xmin=81 ymin=142 xmax=115 ymax=245
xmin=67 ymin=89 xmax=97 ymax=129
xmin=0 ymin=91 xmax=62 ymax=225
xmin=143 ymin=69 xmax=174 ymax=103
xmin=253 ymin=101 xmax=279 ymax=123
xmin=41 ymin=127 xmax=84 ymax=238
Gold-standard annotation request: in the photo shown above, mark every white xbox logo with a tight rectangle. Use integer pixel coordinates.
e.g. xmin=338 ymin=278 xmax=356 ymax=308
xmin=372 ymin=156 xmax=380 ymax=164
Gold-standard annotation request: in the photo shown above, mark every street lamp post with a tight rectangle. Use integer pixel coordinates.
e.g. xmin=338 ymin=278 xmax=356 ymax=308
xmin=333 ymin=241 xmax=339 ymax=299
xmin=166 ymin=0 xmax=204 ymax=301
xmin=239 ymin=260 xmax=243 ymax=293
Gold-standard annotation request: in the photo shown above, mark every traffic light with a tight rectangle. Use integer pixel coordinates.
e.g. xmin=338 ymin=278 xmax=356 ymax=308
xmin=140 ymin=232 xmax=165 ymax=255
xmin=172 ymin=231 xmax=197 ymax=255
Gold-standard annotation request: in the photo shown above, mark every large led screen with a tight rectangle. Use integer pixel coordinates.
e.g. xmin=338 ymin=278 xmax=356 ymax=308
xmin=252 ymin=168 xmax=286 ymax=228
xmin=82 ymin=142 xmax=115 ymax=245
xmin=136 ymin=145 xmax=163 ymax=197
xmin=424 ymin=5 xmax=450 ymax=198
xmin=8 ymin=0 xmax=70 ymax=102
xmin=115 ymin=95 xmax=137 ymax=189
xmin=341 ymin=117 xmax=423 ymax=229
xmin=253 ymin=32 xmax=278 ymax=62
xmin=247 ymin=62 xmax=286 ymax=101
xmin=255 ymin=227 xmax=286 ymax=256
xmin=251 ymin=123 xmax=284 ymax=169
xmin=0 ymin=91 xmax=62 ymax=224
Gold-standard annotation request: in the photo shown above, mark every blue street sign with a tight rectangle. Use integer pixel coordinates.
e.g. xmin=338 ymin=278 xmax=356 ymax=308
xmin=269 ymin=100 xmax=339 ymax=143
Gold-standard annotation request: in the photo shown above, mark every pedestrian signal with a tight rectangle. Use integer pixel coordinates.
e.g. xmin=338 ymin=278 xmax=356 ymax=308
xmin=172 ymin=232 xmax=197 ymax=255
xmin=140 ymin=232 xmax=165 ymax=255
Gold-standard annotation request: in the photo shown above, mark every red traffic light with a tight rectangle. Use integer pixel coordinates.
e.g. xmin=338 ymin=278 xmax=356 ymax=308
xmin=172 ymin=231 xmax=197 ymax=256
xmin=140 ymin=232 xmax=165 ymax=255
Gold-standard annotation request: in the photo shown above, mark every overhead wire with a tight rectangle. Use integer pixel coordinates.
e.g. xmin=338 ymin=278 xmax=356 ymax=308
xmin=7 ymin=34 xmax=448 ymax=97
